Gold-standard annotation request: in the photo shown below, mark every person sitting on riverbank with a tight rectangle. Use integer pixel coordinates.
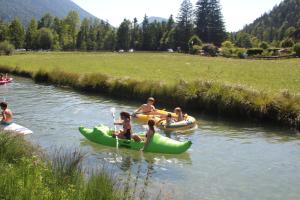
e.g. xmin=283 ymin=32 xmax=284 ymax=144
xmin=113 ymin=112 xmax=140 ymax=141
xmin=174 ymin=107 xmax=184 ymax=122
xmin=142 ymin=120 xmax=156 ymax=151
xmin=1 ymin=102 xmax=13 ymax=125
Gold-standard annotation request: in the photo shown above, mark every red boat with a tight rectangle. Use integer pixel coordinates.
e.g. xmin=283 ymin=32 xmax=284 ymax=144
xmin=0 ymin=78 xmax=13 ymax=85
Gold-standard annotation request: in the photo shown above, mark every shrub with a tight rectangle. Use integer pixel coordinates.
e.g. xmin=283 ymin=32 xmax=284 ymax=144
xmin=0 ymin=41 xmax=15 ymax=55
xmin=234 ymin=48 xmax=247 ymax=58
xmin=189 ymin=35 xmax=202 ymax=54
xmin=221 ymin=41 xmax=234 ymax=49
xmin=202 ymin=44 xmax=218 ymax=57
xmin=190 ymin=45 xmax=202 ymax=55
xmin=280 ymin=38 xmax=294 ymax=48
xmin=259 ymin=42 xmax=269 ymax=50
xmin=294 ymin=43 xmax=300 ymax=57
xmin=246 ymin=48 xmax=263 ymax=56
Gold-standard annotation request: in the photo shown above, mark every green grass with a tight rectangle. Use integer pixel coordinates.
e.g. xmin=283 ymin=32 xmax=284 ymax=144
xmin=0 ymin=52 xmax=300 ymax=94
xmin=0 ymin=52 xmax=299 ymax=130
xmin=0 ymin=132 xmax=124 ymax=200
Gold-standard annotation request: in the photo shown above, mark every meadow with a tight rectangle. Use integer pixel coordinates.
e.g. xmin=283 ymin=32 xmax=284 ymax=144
xmin=0 ymin=52 xmax=299 ymax=94
xmin=0 ymin=52 xmax=299 ymax=130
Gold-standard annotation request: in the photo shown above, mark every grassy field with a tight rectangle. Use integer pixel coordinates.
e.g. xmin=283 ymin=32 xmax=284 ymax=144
xmin=0 ymin=52 xmax=299 ymax=130
xmin=0 ymin=52 xmax=299 ymax=94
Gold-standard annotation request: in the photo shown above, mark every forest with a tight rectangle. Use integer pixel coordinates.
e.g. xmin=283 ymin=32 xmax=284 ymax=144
xmin=0 ymin=0 xmax=299 ymax=57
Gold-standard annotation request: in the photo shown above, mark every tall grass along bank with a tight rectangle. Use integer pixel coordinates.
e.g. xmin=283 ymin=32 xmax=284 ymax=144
xmin=0 ymin=62 xmax=299 ymax=132
xmin=0 ymin=131 xmax=124 ymax=200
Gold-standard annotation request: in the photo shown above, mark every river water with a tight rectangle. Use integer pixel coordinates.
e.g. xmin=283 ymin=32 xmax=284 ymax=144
xmin=1 ymin=76 xmax=300 ymax=200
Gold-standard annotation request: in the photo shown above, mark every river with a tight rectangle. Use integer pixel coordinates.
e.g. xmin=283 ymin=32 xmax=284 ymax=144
xmin=1 ymin=76 xmax=300 ymax=200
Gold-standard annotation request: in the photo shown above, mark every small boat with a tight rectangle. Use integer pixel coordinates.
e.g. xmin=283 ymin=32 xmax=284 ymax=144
xmin=0 ymin=78 xmax=13 ymax=85
xmin=156 ymin=116 xmax=197 ymax=132
xmin=79 ymin=125 xmax=192 ymax=154
xmin=1 ymin=123 xmax=33 ymax=135
xmin=133 ymin=109 xmax=168 ymax=123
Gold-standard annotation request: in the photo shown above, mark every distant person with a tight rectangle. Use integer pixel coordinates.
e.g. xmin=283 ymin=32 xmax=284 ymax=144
xmin=113 ymin=112 xmax=140 ymax=141
xmin=1 ymin=102 xmax=13 ymax=125
xmin=142 ymin=120 xmax=156 ymax=151
xmin=174 ymin=107 xmax=184 ymax=122
xmin=134 ymin=97 xmax=156 ymax=115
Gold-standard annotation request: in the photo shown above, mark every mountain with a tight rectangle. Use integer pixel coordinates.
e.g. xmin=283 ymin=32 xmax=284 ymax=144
xmin=148 ymin=17 xmax=167 ymax=23
xmin=0 ymin=0 xmax=96 ymax=25
xmin=242 ymin=0 xmax=300 ymax=42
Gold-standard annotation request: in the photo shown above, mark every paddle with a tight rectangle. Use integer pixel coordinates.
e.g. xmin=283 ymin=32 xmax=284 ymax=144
xmin=110 ymin=107 xmax=119 ymax=148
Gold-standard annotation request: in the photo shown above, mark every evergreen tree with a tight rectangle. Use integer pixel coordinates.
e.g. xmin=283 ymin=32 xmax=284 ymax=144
xmin=77 ymin=18 xmax=90 ymax=50
xmin=9 ymin=17 xmax=25 ymax=49
xmin=141 ymin=15 xmax=151 ymax=50
xmin=167 ymin=15 xmax=175 ymax=31
xmin=25 ymin=18 xmax=38 ymax=50
xmin=116 ymin=19 xmax=131 ymax=50
xmin=36 ymin=28 xmax=53 ymax=49
xmin=131 ymin=18 xmax=140 ymax=49
xmin=175 ymin=0 xmax=194 ymax=52
xmin=195 ymin=0 xmax=226 ymax=46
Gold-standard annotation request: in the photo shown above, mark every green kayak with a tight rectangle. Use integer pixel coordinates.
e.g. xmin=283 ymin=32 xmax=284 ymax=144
xmin=79 ymin=125 xmax=192 ymax=154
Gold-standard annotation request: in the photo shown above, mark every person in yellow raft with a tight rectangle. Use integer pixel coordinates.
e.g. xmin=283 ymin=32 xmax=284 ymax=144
xmin=1 ymin=102 xmax=13 ymax=125
xmin=134 ymin=97 xmax=156 ymax=115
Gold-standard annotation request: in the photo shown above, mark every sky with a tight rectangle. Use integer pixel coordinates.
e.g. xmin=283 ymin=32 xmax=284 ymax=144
xmin=72 ymin=0 xmax=283 ymax=32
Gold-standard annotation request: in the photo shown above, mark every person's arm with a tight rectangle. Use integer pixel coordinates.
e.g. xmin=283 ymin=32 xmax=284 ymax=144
xmin=134 ymin=106 xmax=143 ymax=114
xmin=1 ymin=111 xmax=6 ymax=121
xmin=114 ymin=119 xmax=123 ymax=125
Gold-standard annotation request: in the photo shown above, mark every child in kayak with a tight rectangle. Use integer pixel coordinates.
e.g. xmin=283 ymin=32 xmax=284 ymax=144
xmin=174 ymin=107 xmax=184 ymax=122
xmin=113 ymin=112 xmax=140 ymax=141
xmin=1 ymin=102 xmax=13 ymax=125
xmin=134 ymin=97 xmax=156 ymax=115
xmin=142 ymin=120 xmax=156 ymax=151
xmin=0 ymin=74 xmax=4 ymax=81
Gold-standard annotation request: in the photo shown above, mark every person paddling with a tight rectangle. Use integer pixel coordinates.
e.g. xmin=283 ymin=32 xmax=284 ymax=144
xmin=113 ymin=112 xmax=140 ymax=141
xmin=1 ymin=102 xmax=13 ymax=125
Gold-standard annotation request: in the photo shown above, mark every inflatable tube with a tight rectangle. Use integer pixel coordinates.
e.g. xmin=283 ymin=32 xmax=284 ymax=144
xmin=133 ymin=109 xmax=175 ymax=123
xmin=0 ymin=78 xmax=13 ymax=85
xmin=79 ymin=125 xmax=192 ymax=154
xmin=156 ymin=116 xmax=197 ymax=132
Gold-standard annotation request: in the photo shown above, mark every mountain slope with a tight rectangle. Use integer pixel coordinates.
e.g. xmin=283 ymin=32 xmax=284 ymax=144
xmin=0 ymin=0 xmax=96 ymax=25
xmin=242 ymin=0 xmax=300 ymax=42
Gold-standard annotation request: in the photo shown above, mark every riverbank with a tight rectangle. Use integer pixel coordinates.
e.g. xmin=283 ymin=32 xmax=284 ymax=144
xmin=0 ymin=131 xmax=124 ymax=200
xmin=0 ymin=52 xmax=299 ymax=131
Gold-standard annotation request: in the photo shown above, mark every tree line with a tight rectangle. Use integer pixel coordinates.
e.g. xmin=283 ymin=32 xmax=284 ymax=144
xmin=0 ymin=0 xmax=226 ymax=52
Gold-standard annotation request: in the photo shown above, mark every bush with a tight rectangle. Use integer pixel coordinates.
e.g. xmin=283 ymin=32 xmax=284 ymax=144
xmin=0 ymin=41 xmax=15 ymax=55
xmin=259 ymin=42 xmax=269 ymax=50
xmin=189 ymin=35 xmax=202 ymax=54
xmin=202 ymin=44 xmax=218 ymax=57
xmin=281 ymin=38 xmax=294 ymax=48
xmin=294 ymin=43 xmax=300 ymax=57
xmin=190 ymin=45 xmax=202 ymax=55
xmin=221 ymin=41 xmax=234 ymax=49
xmin=234 ymin=48 xmax=247 ymax=58
xmin=246 ymin=48 xmax=264 ymax=56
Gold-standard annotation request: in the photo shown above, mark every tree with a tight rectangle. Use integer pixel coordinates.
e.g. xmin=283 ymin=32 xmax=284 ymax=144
xmin=195 ymin=0 xmax=226 ymax=46
xmin=64 ymin=11 xmax=80 ymax=49
xmin=77 ymin=18 xmax=90 ymax=50
xmin=141 ymin=15 xmax=151 ymax=50
xmin=25 ymin=19 xmax=38 ymax=50
xmin=175 ymin=0 xmax=194 ymax=52
xmin=37 ymin=28 xmax=54 ymax=49
xmin=235 ymin=32 xmax=252 ymax=48
xmin=259 ymin=41 xmax=269 ymax=49
xmin=9 ymin=17 xmax=25 ymax=49
xmin=116 ymin=19 xmax=131 ymax=50
xmin=0 ymin=20 xmax=9 ymax=42
xmin=131 ymin=18 xmax=140 ymax=49
xmin=103 ymin=30 xmax=116 ymax=51
xmin=38 ymin=13 xmax=54 ymax=29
